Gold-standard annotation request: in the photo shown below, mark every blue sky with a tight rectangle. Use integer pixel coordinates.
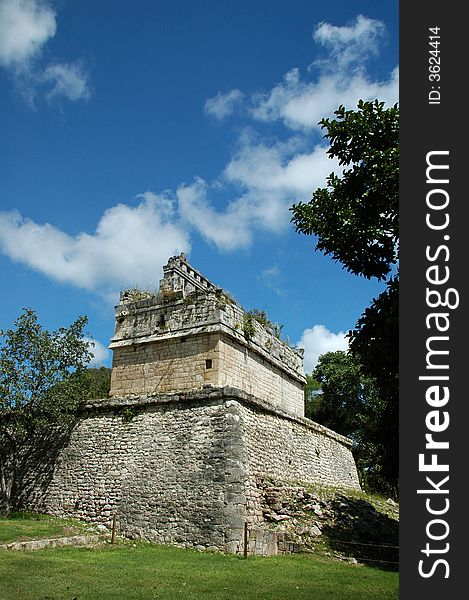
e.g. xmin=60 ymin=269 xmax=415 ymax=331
xmin=0 ymin=0 xmax=398 ymax=373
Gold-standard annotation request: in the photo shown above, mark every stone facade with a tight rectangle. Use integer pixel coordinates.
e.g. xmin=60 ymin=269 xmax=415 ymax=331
xmin=12 ymin=255 xmax=361 ymax=555
xmin=109 ymin=253 xmax=306 ymax=418
xmin=19 ymin=388 xmax=359 ymax=554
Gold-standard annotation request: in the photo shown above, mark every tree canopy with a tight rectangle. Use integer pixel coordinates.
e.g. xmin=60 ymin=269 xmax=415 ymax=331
xmin=0 ymin=308 xmax=93 ymax=512
xmin=309 ymin=351 xmax=394 ymax=496
xmin=291 ymin=99 xmax=398 ymax=281
xmin=308 ymin=351 xmax=372 ymax=437
xmin=292 ymin=99 xmax=399 ymax=495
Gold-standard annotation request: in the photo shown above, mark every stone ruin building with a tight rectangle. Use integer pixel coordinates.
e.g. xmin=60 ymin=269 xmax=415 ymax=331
xmin=109 ymin=253 xmax=306 ymax=417
xmin=18 ymin=254 xmax=360 ymax=555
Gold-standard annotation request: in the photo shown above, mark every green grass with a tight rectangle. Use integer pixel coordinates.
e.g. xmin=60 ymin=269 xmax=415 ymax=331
xmin=0 ymin=541 xmax=398 ymax=600
xmin=0 ymin=513 xmax=398 ymax=599
xmin=0 ymin=513 xmax=89 ymax=544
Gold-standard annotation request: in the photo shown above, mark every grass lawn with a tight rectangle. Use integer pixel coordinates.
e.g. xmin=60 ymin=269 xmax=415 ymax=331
xmin=0 ymin=513 xmax=398 ymax=600
xmin=0 ymin=542 xmax=398 ymax=600
xmin=0 ymin=513 xmax=89 ymax=545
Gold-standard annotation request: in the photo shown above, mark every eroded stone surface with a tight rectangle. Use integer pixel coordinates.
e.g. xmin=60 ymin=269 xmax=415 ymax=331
xmin=11 ymin=255 xmax=361 ymax=556
xmin=109 ymin=254 xmax=305 ymax=417
xmin=17 ymin=389 xmax=360 ymax=554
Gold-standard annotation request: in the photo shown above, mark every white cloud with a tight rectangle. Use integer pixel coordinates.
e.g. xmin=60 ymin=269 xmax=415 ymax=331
xmin=177 ymin=178 xmax=253 ymax=250
xmin=224 ymin=135 xmax=335 ymax=196
xmin=250 ymin=64 xmax=398 ymax=132
xmin=174 ymin=133 xmax=339 ymax=251
xmin=204 ymin=89 xmax=244 ymax=120
xmin=0 ymin=0 xmax=56 ymax=70
xmin=42 ymin=62 xmax=91 ymax=102
xmin=313 ymin=15 xmax=386 ymax=69
xmin=85 ymin=337 xmax=110 ymax=367
xmin=0 ymin=15 xmax=398 ymax=294
xmin=0 ymin=193 xmax=190 ymax=296
xmin=0 ymin=0 xmax=91 ymax=105
xmin=174 ymin=130 xmax=340 ymax=251
xmin=247 ymin=16 xmax=397 ymax=131
xmin=179 ymin=15 xmax=398 ymax=251
xmin=297 ymin=324 xmax=349 ymax=373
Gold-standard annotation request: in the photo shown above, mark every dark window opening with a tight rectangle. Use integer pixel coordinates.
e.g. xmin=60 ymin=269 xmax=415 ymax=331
xmin=155 ymin=314 xmax=166 ymax=332
xmin=205 ymin=359 xmax=213 ymax=370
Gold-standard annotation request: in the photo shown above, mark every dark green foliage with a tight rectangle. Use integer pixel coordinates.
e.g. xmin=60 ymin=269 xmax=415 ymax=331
xmin=291 ymin=100 xmax=399 ymax=496
xmin=303 ymin=374 xmax=322 ymax=420
xmin=291 ymin=100 xmax=398 ymax=281
xmin=242 ymin=313 xmax=257 ymax=340
xmin=309 ymin=351 xmax=373 ymax=437
xmin=243 ymin=308 xmax=284 ymax=341
xmin=349 ymin=277 xmax=399 ymax=493
xmin=0 ymin=309 xmax=92 ymax=425
xmin=349 ymin=277 xmax=398 ymax=396
xmin=120 ymin=405 xmax=143 ymax=423
xmin=310 ymin=352 xmax=395 ymax=497
xmin=76 ymin=367 xmax=111 ymax=401
xmin=0 ymin=309 xmax=93 ymax=513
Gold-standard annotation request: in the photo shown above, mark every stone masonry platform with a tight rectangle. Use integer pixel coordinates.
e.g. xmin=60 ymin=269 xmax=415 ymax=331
xmin=13 ymin=255 xmax=361 ymax=556
xmin=18 ymin=386 xmax=360 ymax=555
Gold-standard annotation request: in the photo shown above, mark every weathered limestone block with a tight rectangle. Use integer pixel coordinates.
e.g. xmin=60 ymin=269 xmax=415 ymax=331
xmin=109 ymin=254 xmax=306 ymax=417
xmin=16 ymin=388 xmax=360 ymax=555
xmin=12 ymin=255 xmax=362 ymax=556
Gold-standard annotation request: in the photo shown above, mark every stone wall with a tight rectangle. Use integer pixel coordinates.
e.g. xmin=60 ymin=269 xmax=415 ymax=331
xmin=110 ymin=329 xmax=305 ymax=417
xmin=15 ymin=388 xmax=360 ymax=554
xmin=109 ymin=254 xmax=306 ymax=418
xmin=19 ymin=391 xmax=247 ymax=553
xmin=8 ymin=255 xmax=362 ymax=556
xmin=218 ymin=337 xmax=304 ymax=417
xmin=237 ymin=398 xmax=360 ymax=524
xmin=110 ymin=333 xmax=220 ymax=397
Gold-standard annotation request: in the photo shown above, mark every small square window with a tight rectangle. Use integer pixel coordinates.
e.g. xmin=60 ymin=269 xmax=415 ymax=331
xmin=205 ymin=359 xmax=213 ymax=370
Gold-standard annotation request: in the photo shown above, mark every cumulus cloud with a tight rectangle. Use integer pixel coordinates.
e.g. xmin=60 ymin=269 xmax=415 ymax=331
xmin=85 ymin=337 xmax=110 ymax=367
xmin=180 ymin=15 xmax=398 ymax=250
xmin=224 ymin=135 xmax=336 ymax=196
xmin=250 ymin=65 xmax=398 ymax=131
xmin=0 ymin=193 xmax=190 ymax=296
xmin=177 ymin=178 xmax=253 ymax=250
xmin=297 ymin=324 xmax=349 ymax=373
xmin=175 ymin=135 xmax=339 ymax=251
xmin=0 ymin=0 xmax=91 ymax=104
xmin=0 ymin=15 xmax=398 ymax=294
xmin=249 ymin=16 xmax=398 ymax=131
xmin=0 ymin=0 xmax=56 ymax=70
xmin=313 ymin=15 xmax=386 ymax=69
xmin=204 ymin=89 xmax=244 ymax=120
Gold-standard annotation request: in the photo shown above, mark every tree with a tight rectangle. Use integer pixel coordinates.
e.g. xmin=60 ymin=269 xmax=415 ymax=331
xmin=0 ymin=308 xmax=93 ymax=513
xmin=310 ymin=351 xmax=393 ymax=495
xmin=304 ymin=373 xmax=322 ymax=419
xmin=291 ymin=99 xmax=398 ymax=280
xmin=349 ymin=277 xmax=398 ymax=493
xmin=310 ymin=351 xmax=371 ymax=436
xmin=291 ymin=99 xmax=399 ymax=494
xmin=78 ymin=367 xmax=112 ymax=400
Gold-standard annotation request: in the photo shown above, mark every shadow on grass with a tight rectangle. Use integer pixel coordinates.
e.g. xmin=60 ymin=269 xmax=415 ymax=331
xmin=321 ymin=495 xmax=399 ymax=571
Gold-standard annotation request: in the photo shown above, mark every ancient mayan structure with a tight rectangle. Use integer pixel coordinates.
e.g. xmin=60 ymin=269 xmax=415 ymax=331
xmin=109 ymin=253 xmax=306 ymax=417
xmin=17 ymin=254 xmax=360 ymax=555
